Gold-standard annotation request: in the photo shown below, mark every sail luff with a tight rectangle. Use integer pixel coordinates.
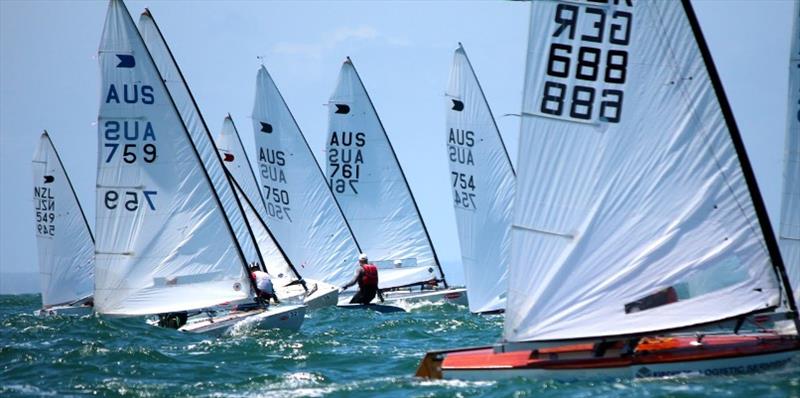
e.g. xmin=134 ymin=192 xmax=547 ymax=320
xmin=681 ymin=0 xmax=799 ymax=320
xmin=44 ymin=132 xmax=95 ymax=246
xmin=457 ymin=44 xmax=517 ymax=178
xmin=341 ymin=59 xmax=448 ymax=287
xmin=138 ymin=8 xmax=268 ymax=291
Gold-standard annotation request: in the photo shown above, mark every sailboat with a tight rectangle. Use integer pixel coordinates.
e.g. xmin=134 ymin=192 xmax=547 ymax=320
xmin=137 ymin=7 xmax=311 ymax=323
xmin=94 ymin=0 xmax=305 ymax=335
xmin=446 ymin=44 xmax=515 ymax=314
xmin=780 ymin=0 xmax=800 ymax=307
xmin=417 ymin=0 xmax=800 ymax=380
xmin=216 ymin=114 xmax=339 ymax=309
xmin=327 ymin=58 xmax=467 ymax=305
xmin=31 ymin=132 xmax=94 ymax=316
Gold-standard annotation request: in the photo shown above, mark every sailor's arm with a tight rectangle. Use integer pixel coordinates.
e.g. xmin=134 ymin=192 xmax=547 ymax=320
xmin=341 ymin=268 xmax=362 ymax=290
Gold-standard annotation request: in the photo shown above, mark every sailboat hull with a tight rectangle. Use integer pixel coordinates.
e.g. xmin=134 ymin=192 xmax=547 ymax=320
xmin=417 ymin=334 xmax=800 ymax=381
xmin=34 ymin=304 xmax=93 ymax=317
xmin=178 ymin=304 xmax=306 ymax=336
xmin=339 ymin=287 xmax=468 ymax=306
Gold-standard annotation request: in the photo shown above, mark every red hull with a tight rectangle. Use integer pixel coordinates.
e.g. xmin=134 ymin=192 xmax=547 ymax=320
xmin=417 ymin=334 xmax=800 ymax=379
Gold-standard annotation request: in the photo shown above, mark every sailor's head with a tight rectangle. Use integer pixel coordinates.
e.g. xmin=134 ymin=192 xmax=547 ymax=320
xmin=393 ymin=259 xmax=402 ymax=268
xmin=249 ymin=263 xmax=260 ymax=272
xmin=358 ymin=253 xmax=368 ymax=264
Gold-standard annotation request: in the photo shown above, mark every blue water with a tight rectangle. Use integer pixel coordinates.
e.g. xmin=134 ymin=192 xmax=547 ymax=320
xmin=1 ymin=294 xmax=798 ymax=397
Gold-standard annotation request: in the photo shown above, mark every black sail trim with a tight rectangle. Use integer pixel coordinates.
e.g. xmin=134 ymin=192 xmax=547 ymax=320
xmin=43 ymin=131 xmax=95 ymax=245
xmin=457 ymin=44 xmax=516 ymax=177
xmin=345 ymin=59 xmax=449 ymax=287
xmin=681 ymin=0 xmax=799 ymax=325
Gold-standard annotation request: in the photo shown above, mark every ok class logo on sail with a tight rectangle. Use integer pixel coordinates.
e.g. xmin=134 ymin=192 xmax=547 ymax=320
xmin=535 ymin=0 xmax=633 ymax=124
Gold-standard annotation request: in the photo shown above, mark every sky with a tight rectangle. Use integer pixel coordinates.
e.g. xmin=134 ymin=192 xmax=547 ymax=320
xmin=0 ymin=0 xmax=794 ymax=293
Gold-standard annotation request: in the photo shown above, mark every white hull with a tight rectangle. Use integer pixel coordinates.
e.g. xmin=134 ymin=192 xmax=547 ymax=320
xmin=339 ymin=287 xmax=468 ymax=306
xmin=34 ymin=305 xmax=93 ymax=317
xmin=443 ymin=351 xmax=798 ymax=381
xmin=178 ymin=304 xmax=306 ymax=336
xmin=277 ymin=279 xmax=338 ymax=310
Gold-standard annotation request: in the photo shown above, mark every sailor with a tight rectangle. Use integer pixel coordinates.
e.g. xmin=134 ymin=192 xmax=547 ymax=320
xmin=250 ymin=263 xmax=280 ymax=305
xmin=341 ymin=253 xmax=384 ymax=304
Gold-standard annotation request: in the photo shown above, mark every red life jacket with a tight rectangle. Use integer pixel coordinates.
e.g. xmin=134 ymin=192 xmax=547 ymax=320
xmin=359 ymin=264 xmax=378 ymax=289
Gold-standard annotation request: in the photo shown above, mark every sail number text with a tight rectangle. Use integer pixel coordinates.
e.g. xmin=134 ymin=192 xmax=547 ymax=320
xmin=328 ymin=131 xmax=364 ymax=195
xmin=448 ymin=128 xmax=477 ymax=210
xmin=34 ymin=186 xmax=56 ymax=236
xmin=539 ymin=2 xmax=632 ymax=123
xmin=259 ymin=146 xmax=292 ymax=223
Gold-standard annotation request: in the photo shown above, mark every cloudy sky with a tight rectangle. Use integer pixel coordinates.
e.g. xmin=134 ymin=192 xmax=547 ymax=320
xmin=0 ymin=1 xmax=794 ymax=292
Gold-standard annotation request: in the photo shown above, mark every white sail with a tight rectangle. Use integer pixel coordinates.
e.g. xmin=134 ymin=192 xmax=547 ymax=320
xmin=216 ymin=116 xmax=296 ymax=280
xmin=781 ymin=1 xmax=800 ymax=303
xmin=446 ymin=45 xmax=515 ymax=313
xmin=326 ymin=59 xmax=446 ymax=289
xmin=226 ymin=168 xmax=299 ymax=288
xmin=95 ymin=0 xmax=251 ymax=315
xmin=32 ymin=132 xmax=94 ymax=308
xmin=505 ymin=0 xmax=786 ymax=343
xmin=137 ymin=10 xmax=280 ymax=282
xmin=248 ymin=66 xmax=362 ymax=288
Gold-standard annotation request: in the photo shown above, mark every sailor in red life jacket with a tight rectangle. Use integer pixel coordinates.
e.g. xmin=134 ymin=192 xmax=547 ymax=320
xmin=249 ymin=263 xmax=280 ymax=305
xmin=341 ymin=253 xmax=385 ymax=304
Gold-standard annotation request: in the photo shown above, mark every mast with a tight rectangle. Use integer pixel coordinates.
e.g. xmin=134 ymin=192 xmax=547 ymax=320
xmin=225 ymin=114 xmax=270 ymax=222
xmin=345 ymin=58 xmax=448 ymax=287
xmin=140 ymin=8 xmax=269 ymax=292
xmin=681 ymin=0 xmax=799 ymax=327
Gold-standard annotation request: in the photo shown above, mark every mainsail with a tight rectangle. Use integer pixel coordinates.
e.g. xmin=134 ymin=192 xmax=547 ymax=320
xmin=137 ymin=10 xmax=302 ymax=285
xmin=781 ymin=1 xmax=800 ymax=303
xmin=504 ymin=0 xmax=795 ymax=343
xmin=248 ymin=66 xmax=362 ymax=288
xmin=32 ymin=132 xmax=94 ymax=308
xmin=95 ymin=0 xmax=252 ymax=315
xmin=216 ymin=116 xmax=298 ymax=280
xmin=446 ymin=44 xmax=515 ymax=313
xmin=327 ymin=58 xmax=447 ymax=289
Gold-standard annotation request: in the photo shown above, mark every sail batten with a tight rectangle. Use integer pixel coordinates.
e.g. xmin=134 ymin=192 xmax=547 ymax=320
xmin=32 ymin=132 xmax=95 ymax=308
xmin=327 ymin=59 xmax=447 ymax=289
xmin=504 ymin=0 xmax=790 ymax=343
xmin=95 ymin=0 xmax=251 ymax=315
xmin=446 ymin=45 xmax=515 ymax=313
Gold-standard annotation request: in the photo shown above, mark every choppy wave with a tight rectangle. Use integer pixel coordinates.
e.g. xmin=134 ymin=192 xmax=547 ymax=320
xmin=1 ymin=295 xmax=797 ymax=397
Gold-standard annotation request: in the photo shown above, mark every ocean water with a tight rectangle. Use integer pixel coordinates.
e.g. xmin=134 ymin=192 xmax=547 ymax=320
xmin=1 ymin=295 xmax=798 ymax=397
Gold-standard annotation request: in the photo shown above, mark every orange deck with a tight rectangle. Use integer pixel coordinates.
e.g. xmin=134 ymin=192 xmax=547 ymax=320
xmin=440 ymin=334 xmax=800 ymax=371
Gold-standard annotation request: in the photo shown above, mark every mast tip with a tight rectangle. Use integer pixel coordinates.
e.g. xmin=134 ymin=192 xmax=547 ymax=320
xmin=142 ymin=8 xmax=151 ymax=17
